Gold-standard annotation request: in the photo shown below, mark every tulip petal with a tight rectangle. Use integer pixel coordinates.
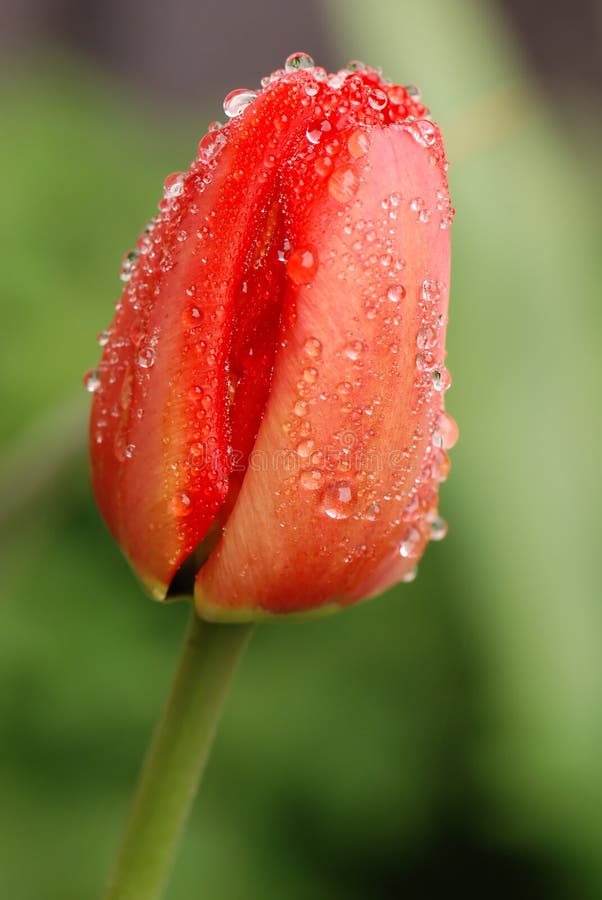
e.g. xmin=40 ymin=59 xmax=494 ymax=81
xmin=196 ymin=124 xmax=452 ymax=620
xmin=90 ymin=79 xmax=318 ymax=598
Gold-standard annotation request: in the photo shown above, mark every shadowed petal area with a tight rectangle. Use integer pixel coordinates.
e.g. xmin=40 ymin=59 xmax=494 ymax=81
xmin=196 ymin=126 xmax=451 ymax=620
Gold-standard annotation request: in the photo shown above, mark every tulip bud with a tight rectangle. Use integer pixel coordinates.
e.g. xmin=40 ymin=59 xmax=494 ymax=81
xmin=88 ymin=55 xmax=457 ymax=621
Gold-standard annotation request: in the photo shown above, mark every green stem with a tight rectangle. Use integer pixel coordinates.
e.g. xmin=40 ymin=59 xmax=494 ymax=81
xmin=102 ymin=607 xmax=253 ymax=900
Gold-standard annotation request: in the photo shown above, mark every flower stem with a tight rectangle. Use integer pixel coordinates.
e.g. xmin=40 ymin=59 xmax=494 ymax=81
xmin=101 ymin=607 xmax=253 ymax=900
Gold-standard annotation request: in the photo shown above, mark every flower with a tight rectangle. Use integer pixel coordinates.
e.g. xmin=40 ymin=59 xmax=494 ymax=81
xmin=87 ymin=54 xmax=457 ymax=622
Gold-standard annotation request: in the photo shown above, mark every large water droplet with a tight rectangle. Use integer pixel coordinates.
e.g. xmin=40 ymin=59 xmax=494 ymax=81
xmin=223 ymin=89 xmax=258 ymax=118
xmin=320 ymin=481 xmax=355 ymax=519
xmin=172 ymin=492 xmax=192 ymax=517
xmin=285 ymin=52 xmax=315 ymax=72
xmin=433 ymin=412 xmax=459 ymax=450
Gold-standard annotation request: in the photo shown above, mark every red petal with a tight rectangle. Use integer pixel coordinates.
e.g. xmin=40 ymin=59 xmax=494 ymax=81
xmin=90 ymin=79 xmax=318 ymax=598
xmin=196 ymin=124 xmax=452 ymax=620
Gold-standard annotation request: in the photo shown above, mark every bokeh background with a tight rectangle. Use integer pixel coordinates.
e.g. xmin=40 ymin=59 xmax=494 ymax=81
xmin=1 ymin=0 xmax=600 ymax=897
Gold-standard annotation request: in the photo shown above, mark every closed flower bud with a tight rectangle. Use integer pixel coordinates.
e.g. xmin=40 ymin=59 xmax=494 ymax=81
xmin=88 ymin=56 xmax=456 ymax=621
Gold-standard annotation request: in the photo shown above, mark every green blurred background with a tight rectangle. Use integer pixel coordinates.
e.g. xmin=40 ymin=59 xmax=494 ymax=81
xmin=1 ymin=0 xmax=600 ymax=896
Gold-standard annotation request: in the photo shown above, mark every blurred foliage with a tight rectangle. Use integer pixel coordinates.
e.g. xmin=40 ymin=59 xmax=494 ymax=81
xmin=0 ymin=1 xmax=600 ymax=897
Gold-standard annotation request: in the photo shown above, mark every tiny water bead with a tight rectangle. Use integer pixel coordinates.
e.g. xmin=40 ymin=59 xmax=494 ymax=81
xmin=300 ymin=468 xmax=323 ymax=491
xmin=321 ymin=481 xmax=355 ymax=519
xmin=223 ymin=89 xmax=258 ymax=118
xmin=171 ymin=492 xmax=192 ymax=517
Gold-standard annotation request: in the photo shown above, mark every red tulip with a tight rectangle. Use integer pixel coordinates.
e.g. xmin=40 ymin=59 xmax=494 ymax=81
xmin=87 ymin=54 xmax=457 ymax=621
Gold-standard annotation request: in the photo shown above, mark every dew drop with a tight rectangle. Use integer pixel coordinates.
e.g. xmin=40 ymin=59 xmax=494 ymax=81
xmin=172 ymin=492 xmax=192 ymax=517
xmin=431 ymin=367 xmax=452 ymax=392
xmin=97 ymin=330 xmax=110 ymax=347
xmin=137 ymin=346 xmax=155 ymax=369
xmin=303 ymin=366 xmax=318 ymax=384
xmin=223 ymin=89 xmax=258 ymax=118
xmin=300 ymin=468 xmax=323 ymax=491
xmin=329 ymin=166 xmax=358 ymax=203
xmin=163 ymin=172 xmax=185 ymax=201
xmin=83 ymin=369 xmax=101 ymax=393
xmin=433 ymin=412 xmax=459 ymax=450
xmin=422 ymin=279 xmax=442 ymax=301
xmin=321 ymin=481 xmax=355 ymax=519
xmin=296 ymin=439 xmax=315 ymax=458
xmin=387 ymin=284 xmax=406 ymax=303
xmin=347 ymin=128 xmax=370 ymax=158
xmin=306 ymin=120 xmax=331 ymax=145
xmin=368 ymin=88 xmax=388 ymax=110
xmin=430 ymin=516 xmax=448 ymax=541
xmin=287 ymin=246 xmax=319 ymax=285
xmin=285 ymin=52 xmax=315 ymax=71
xmin=402 ymin=565 xmax=418 ymax=583
xmin=344 ymin=340 xmax=364 ymax=361
xmin=399 ymin=527 xmax=420 ymax=558
xmin=304 ymin=337 xmax=322 ymax=358
xmin=417 ymin=326 xmax=437 ymax=350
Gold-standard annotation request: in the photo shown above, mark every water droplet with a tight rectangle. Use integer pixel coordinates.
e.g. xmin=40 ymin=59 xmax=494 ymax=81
xmin=120 ymin=249 xmax=139 ymax=283
xmin=304 ymin=337 xmax=322 ymax=358
xmin=346 ymin=59 xmax=367 ymax=72
xmin=97 ymin=330 xmax=110 ymax=347
xmin=431 ymin=367 xmax=452 ymax=392
xmin=183 ymin=306 xmax=204 ymax=328
xmin=417 ymin=326 xmax=437 ymax=350
xmin=198 ymin=129 xmax=227 ymax=163
xmin=405 ymin=84 xmax=421 ymax=100
xmin=430 ymin=516 xmax=448 ymax=541
xmin=287 ymin=246 xmax=319 ymax=285
xmin=303 ymin=366 xmax=318 ymax=384
xmin=402 ymin=565 xmax=418 ymax=583
xmin=433 ymin=412 xmax=459 ymax=450
xmin=172 ymin=492 xmax=192 ymax=517
xmin=368 ymin=88 xmax=388 ymax=110
xmin=399 ymin=527 xmax=420 ymax=558
xmin=300 ymin=468 xmax=323 ymax=491
xmin=296 ymin=439 xmax=315 ymax=458
xmin=387 ymin=284 xmax=406 ymax=303
xmin=320 ymin=481 xmax=355 ymax=519
xmin=306 ymin=120 xmax=332 ymax=144
xmin=344 ymin=340 xmax=364 ymax=361
xmin=293 ymin=400 xmax=308 ymax=417
xmin=422 ymin=279 xmax=442 ymax=301
xmin=285 ymin=52 xmax=315 ymax=71
xmin=163 ymin=172 xmax=185 ymax=200
xmin=83 ymin=369 xmax=101 ymax=393
xmin=329 ymin=166 xmax=358 ymax=203
xmin=137 ymin=346 xmax=155 ymax=369
xmin=405 ymin=119 xmax=438 ymax=147
xmin=347 ymin=128 xmax=370 ymax=158
xmin=364 ymin=501 xmax=380 ymax=521
xmin=223 ymin=89 xmax=258 ymax=118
